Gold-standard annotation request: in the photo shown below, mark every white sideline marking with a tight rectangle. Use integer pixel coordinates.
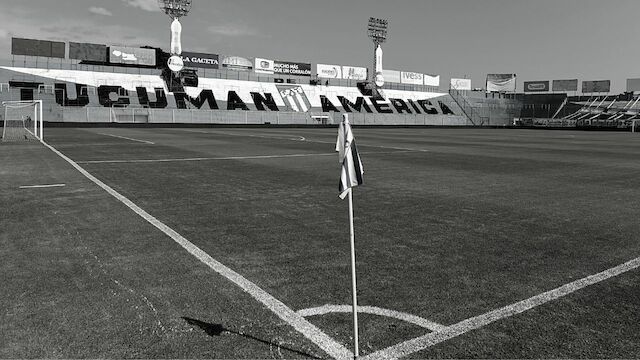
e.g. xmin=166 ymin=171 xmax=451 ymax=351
xmin=98 ymin=133 xmax=155 ymax=145
xmin=297 ymin=305 xmax=446 ymax=332
xmin=76 ymin=150 xmax=420 ymax=164
xmin=43 ymin=142 xmax=353 ymax=360
xmin=363 ymin=256 xmax=640 ymax=360
xmin=19 ymin=183 xmax=66 ymax=189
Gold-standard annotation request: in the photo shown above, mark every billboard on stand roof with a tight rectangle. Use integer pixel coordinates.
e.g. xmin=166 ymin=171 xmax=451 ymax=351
xmin=401 ymin=71 xmax=424 ymax=85
xmin=181 ymin=52 xmax=219 ymax=69
xmin=221 ymin=55 xmax=253 ymax=71
xmin=12 ymin=38 xmax=65 ymax=58
xmin=524 ymin=81 xmax=550 ymax=92
xmin=486 ymin=74 xmax=516 ymax=92
xmin=552 ymin=79 xmax=578 ymax=92
xmin=342 ymin=66 xmax=367 ymax=80
xmin=582 ymin=80 xmax=611 ymax=93
xmin=382 ymin=69 xmax=401 ymax=83
xmin=70 ymin=42 xmax=107 ymax=62
xmin=109 ymin=46 xmax=156 ymax=66
xmin=627 ymin=78 xmax=640 ymax=93
xmin=424 ymin=74 xmax=440 ymax=87
xmin=274 ymin=60 xmax=311 ymax=76
xmin=317 ymin=64 xmax=342 ymax=79
xmin=255 ymin=57 xmax=275 ymax=74
xmin=450 ymin=78 xmax=471 ymax=90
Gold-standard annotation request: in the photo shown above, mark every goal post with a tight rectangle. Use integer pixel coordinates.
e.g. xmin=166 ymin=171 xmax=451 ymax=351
xmin=1 ymin=100 xmax=43 ymax=142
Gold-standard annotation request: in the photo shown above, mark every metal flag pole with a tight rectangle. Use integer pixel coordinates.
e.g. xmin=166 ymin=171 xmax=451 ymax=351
xmin=348 ymin=187 xmax=359 ymax=358
xmin=338 ymin=112 xmax=364 ymax=358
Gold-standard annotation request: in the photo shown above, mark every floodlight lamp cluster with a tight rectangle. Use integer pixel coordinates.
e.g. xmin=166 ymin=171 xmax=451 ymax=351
xmin=367 ymin=17 xmax=388 ymax=44
xmin=158 ymin=0 xmax=192 ymax=19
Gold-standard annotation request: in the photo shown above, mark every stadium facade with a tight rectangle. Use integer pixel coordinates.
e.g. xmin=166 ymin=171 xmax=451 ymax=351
xmin=3 ymin=37 xmax=636 ymax=129
xmin=0 ymin=64 xmax=470 ymax=125
xmin=1 ymin=38 xmax=521 ymax=126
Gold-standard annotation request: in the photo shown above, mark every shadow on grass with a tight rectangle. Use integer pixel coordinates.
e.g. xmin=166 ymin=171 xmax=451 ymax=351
xmin=182 ymin=317 xmax=321 ymax=359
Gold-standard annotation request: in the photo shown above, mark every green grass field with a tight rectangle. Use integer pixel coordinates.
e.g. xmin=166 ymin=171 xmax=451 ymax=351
xmin=2 ymin=127 xmax=640 ymax=359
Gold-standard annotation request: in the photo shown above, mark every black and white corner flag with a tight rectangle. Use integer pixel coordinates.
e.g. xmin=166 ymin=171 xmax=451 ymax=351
xmin=336 ymin=114 xmax=364 ymax=357
xmin=336 ymin=115 xmax=363 ymax=199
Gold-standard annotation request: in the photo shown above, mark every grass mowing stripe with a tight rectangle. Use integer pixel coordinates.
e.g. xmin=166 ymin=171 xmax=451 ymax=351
xmin=177 ymin=128 xmax=306 ymax=142
xmin=172 ymin=128 xmax=430 ymax=153
xmin=97 ymin=133 xmax=155 ymax=145
xmin=75 ymin=150 xmax=422 ymax=164
xmin=77 ymin=153 xmax=337 ymax=164
xmin=43 ymin=142 xmax=353 ymax=360
xmin=363 ymin=256 xmax=640 ymax=360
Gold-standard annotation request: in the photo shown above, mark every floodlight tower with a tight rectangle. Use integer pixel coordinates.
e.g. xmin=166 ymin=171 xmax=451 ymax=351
xmin=158 ymin=0 xmax=192 ymax=72
xmin=367 ymin=17 xmax=388 ymax=88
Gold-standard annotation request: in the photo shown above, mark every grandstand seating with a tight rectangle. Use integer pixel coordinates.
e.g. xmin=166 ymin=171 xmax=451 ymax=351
xmin=562 ymin=94 xmax=640 ymax=129
xmin=457 ymin=91 xmax=521 ymax=125
xmin=517 ymin=93 xmax=567 ymax=120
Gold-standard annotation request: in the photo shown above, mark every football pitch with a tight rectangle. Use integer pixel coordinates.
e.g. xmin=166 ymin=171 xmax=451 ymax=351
xmin=2 ymin=126 xmax=640 ymax=358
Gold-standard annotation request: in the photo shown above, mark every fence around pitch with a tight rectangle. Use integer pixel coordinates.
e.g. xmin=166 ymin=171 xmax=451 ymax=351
xmin=60 ymin=108 xmax=472 ymax=126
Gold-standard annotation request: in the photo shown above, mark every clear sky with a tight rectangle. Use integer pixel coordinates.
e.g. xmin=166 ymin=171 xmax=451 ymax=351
xmin=1 ymin=0 xmax=638 ymax=93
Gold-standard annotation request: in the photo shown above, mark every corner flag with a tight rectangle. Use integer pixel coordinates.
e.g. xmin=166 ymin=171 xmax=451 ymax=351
xmin=336 ymin=115 xmax=364 ymax=199
xmin=336 ymin=114 xmax=364 ymax=358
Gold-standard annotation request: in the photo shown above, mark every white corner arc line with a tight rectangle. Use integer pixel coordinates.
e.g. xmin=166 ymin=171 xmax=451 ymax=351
xmin=98 ymin=133 xmax=155 ymax=145
xmin=42 ymin=142 xmax=352 ymax=360
xmin=297 ymin=305 xmax=446 ymax=332
xmin=19 ymin=183 xmax=66 ymax=189
xmin=363 ymin=256 xmax=640 ymax=360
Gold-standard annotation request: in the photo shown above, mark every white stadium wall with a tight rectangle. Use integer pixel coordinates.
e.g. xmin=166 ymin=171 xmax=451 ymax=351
xmin=0 ymin=66 xmax=469 ymax=125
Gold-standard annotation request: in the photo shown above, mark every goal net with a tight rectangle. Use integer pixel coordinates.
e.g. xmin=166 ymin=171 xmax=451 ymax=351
xmin=2 ymin=100 xmax=43 ymax=142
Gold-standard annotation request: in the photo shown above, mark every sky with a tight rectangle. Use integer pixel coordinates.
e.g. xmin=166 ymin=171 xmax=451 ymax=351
xmin=0 ymin=0 xmax=638 ymax=93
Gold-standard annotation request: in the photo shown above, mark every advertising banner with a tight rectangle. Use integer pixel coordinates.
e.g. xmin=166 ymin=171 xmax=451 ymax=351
xmin=317 ymin=64 xmax=342 ymax=79
xmin=401 ymin=71 xmax=424 ymax=85
xmin=12 ymin=38 xmax=65 ymax=58
xmin=69 ymin=42 xmax=107 ymax=62
xmin=50 ymin=42 xmax=65 ymax=58
xmin=342 ymin=66 xmax=367 ymax=80
xmin=486 ymin=73 xmax=516 ymax=92
xmin=181 ymin=52 xmax=219 ymax=69
xmin=221 ymin=55 xmax=253 ymax=71
xmin=382 ymin=69 xmax=401 ymax=83
xmin=582 ymin=80 xmax=611 ymax=93
xmin=450 ymin=78 xmax=472 ymax=90
xmin=627 ymin=78 xmax=640 ymax=93
xmin=109 ymin=46 xmax=156 ymax=66
xmin=255 ymin=57 xmax=275 ymax=74
xmin=552 ymin=79 xmax=578 ymax=92
xmin=274 ymin=60 xmax=312 ymax=76
xmin=424 ymin=74 xmax=440 ymax=87
xmin=524 ymin=80 xmax=550 ymax=92
xmin=12 ymin=38 xmax=38 ymax=56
